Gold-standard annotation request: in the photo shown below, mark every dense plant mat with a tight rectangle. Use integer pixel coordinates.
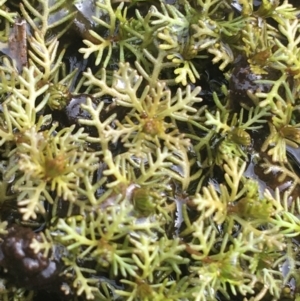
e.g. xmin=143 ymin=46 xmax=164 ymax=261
xmin=0 ymin=0 xmax=300 ymax=300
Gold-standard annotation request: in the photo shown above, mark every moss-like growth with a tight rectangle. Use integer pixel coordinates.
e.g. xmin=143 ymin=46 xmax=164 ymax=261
xmin=0 ymin=0 xmax=300 ymax=301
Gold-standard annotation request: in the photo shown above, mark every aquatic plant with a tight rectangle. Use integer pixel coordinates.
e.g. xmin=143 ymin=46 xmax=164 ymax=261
xmin=0 ymin=0 xmax=300 ymax=301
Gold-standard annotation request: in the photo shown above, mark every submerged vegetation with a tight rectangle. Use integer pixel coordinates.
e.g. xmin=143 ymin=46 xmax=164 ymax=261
xmin=0 ymin=0 xmax=300 ymax=300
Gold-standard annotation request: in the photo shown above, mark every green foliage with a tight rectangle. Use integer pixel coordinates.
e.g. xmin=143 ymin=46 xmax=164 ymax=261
xmin=1 ymin=0 xmax=300 ymax=301
xmin=0 ymin=0 xmax=17 ymax=23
